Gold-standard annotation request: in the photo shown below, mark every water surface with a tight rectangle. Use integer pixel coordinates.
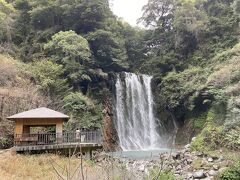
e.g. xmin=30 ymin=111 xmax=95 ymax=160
xmin=109 ymin=148 xmax=174 ymax=160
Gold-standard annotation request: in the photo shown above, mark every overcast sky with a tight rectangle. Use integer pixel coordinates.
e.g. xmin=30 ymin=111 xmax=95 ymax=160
xmin=111 ymin=0 xmax=148 ymax=26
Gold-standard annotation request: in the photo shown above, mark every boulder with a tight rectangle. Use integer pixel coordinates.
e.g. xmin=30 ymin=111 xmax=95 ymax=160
xmin=208 ymin=170 xmax=217 ymax=176
xmin=207 ymin=157 xmax=213 ymax=162
xmin=193 ymin=170 xmax=206 ymax=179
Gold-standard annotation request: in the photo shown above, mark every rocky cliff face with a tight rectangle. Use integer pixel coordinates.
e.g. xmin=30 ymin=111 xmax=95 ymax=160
xmin=102 ymin=98 xmax=119 ymax=151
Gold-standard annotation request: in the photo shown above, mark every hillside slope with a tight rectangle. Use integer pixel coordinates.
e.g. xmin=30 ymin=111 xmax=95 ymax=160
xmin=0 ymin=54 xmax=50 ymax=148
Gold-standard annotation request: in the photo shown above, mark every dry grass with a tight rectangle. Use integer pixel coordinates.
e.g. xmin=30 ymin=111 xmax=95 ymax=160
xmin=0 ymin=150 xmax=137 ymax=180
xmin=0 ymin=151 xmax=69 ymax=179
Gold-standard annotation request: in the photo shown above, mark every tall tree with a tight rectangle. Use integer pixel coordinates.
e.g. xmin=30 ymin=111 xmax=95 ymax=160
xmin=87 ymin=29 xmax=129 ymax=71
xmin=0 ymin=0 xmax=15 ymax=43
xmin=44 ymin=30 xmax=92 ymax=90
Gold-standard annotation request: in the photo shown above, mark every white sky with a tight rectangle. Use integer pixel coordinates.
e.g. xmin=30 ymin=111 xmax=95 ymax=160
xmin=111 ymin=0 xmax=148 ymax=26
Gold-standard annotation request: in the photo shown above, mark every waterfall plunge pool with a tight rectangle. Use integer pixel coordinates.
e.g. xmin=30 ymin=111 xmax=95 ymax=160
xmin=108 ymin=148 xmax=175 ymax=160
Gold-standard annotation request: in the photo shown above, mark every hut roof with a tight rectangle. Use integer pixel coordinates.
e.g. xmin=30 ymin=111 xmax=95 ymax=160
xmin=7 ymin=107 xmax=69 ymax=120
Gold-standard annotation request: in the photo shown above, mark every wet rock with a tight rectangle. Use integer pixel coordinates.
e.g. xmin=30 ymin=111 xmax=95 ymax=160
xmin=193 ymin=170 xmax=206 ymax=179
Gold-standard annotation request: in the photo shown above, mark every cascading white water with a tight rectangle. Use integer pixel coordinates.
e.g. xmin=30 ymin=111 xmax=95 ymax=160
xmin=115 ymin=72 xmax=165 ymax=151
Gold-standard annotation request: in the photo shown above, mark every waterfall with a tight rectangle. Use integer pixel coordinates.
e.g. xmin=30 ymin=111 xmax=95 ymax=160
xmin=115 ymin=72 xmax=166 ymax=151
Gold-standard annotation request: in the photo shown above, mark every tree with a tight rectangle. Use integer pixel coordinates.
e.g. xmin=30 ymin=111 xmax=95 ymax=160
xmin=87 ymin=29 xmax=129 ymax=71
xmin=0 ymin=0 xmax=15 ymax=43
xmin=63 ymin=92 xmax=102 ymax=129
xmin=31 ymin=60 xmax=69 ymax=102
xmin=234 ymin=0 xmax=240 ymax=15
xmin=44 ymin=30 xmax=92 ymax=90
xmin=61 ymin=0 xmax=113 ymax=33
xmin=140 ymin=0 xmax=175 ymax=30
xmin=173 ymin=0 xmax=209 ymax=57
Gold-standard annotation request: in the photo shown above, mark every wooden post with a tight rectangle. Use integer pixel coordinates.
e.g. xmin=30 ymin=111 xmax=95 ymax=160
xmin=56 ymin=122 xmax=63 ymax=144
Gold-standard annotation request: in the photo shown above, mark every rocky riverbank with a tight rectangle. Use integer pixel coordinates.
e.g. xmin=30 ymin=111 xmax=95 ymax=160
xmin=94 ymin=145 xmax=238 ymax=179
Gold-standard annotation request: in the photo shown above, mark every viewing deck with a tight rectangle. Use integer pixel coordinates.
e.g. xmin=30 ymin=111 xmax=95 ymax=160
xmin=13 ymin=131 xmax=103 ymax=153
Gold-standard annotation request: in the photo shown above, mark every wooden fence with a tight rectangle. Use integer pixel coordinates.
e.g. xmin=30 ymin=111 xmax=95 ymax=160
xmin=14 ymin=131 xmax=102 ymax=146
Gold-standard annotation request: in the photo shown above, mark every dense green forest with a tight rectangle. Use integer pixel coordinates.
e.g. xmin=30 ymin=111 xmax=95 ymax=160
xmin=0 ymin=0 xmax=240 ymax=160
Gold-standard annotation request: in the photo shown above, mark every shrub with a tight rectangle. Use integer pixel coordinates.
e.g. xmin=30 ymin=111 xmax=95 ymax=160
xmin=63 ymin=92 xmax=103 ymax=130
xmin=220 ymin=161 xmax=240 ymax=180
xmin=148 ymin=168 xmax=175 ymax=180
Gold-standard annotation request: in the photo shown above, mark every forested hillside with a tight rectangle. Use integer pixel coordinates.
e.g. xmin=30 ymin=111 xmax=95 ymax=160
xmin=0 ymin=0 xmax=239 ymax=156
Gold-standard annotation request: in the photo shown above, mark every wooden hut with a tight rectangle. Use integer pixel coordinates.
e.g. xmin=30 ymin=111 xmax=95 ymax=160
xmin=7 ymin=107 xmax=69 ymax=145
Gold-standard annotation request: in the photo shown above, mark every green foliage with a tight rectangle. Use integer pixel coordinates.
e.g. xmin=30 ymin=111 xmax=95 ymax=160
xmin=220 ymin=161 xmax=240 ymax=180
xmin=190 ymin=106 xmax=225 ymax=151
xmin=31 ymin=60 xmax=69 ymax=99
xmin=87 ymin=29 xmax=129 ymax=71
xmin=223 ymin=127 xmax=240 ymax=150
xmin=159 ymin=67 xmax=207 ymax=110
xmin=44 ymin=30 xmax=91 ymax=63
xmin=189 ymin=111 xmax=208 ymax=130
xmin=234 ymin=0 xmax=240 ymax=15
xmin=148 ymin=168 xmax=175 ymax=180
xmin=0 ymin=0 xmax=15 ymax=43
xmin=63 ymin=92 xmax=102 ymax=129
xmin=44 ymin=30 xmax=92 ymax=89
xmin=190 ymin=136 xmax=206 ymax=151
xmin=0 ymin=0 xmax=239 ymax=150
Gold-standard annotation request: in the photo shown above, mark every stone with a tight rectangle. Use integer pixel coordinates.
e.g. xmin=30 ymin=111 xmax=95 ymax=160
xmin=209 ymin=170 xmax=217 ymax=176
xmin=196 ymin=152 xmax=204 ymax=157
xmin=175 ymin=174 xmax=181 ymax=179
xmin=175 ymin=170 xmax=182 ymax=174
xmin=218 ymin=156 xmax=224 ymax=162
xmin=213 ymin=164 xmax=219 ymax=170
xmin=176 ymin=164 xmax=182 ymax=170
xmin=186 ymin=172 xmax=193 ymax=179
xmin=172 ymin=152 xmax=181 ymax=159
xmin=183 ymin=165 xmax=191 ymax=171
xmin=192 ymin=137 xmax=197 ymax=141
xmin=208 ymin=157 xmax=213 ymax=162
xmin=193 ymin=170 xmax=206 ymax=179
xmin=185 ymin=144 xmax=191 ymax=149
xmin=187 ymin=159 xmax=193 ymax=164
xmin=138 ymin=164 xmax=145 ymax=172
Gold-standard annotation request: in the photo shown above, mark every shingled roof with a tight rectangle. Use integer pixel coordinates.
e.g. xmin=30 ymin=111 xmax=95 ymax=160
xmin=7 ymin=107 xmax=69 ymax=120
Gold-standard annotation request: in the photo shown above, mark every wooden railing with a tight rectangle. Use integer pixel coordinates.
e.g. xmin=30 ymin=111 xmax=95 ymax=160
xmin=14 ymin=131 xmax=102 ymax=146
